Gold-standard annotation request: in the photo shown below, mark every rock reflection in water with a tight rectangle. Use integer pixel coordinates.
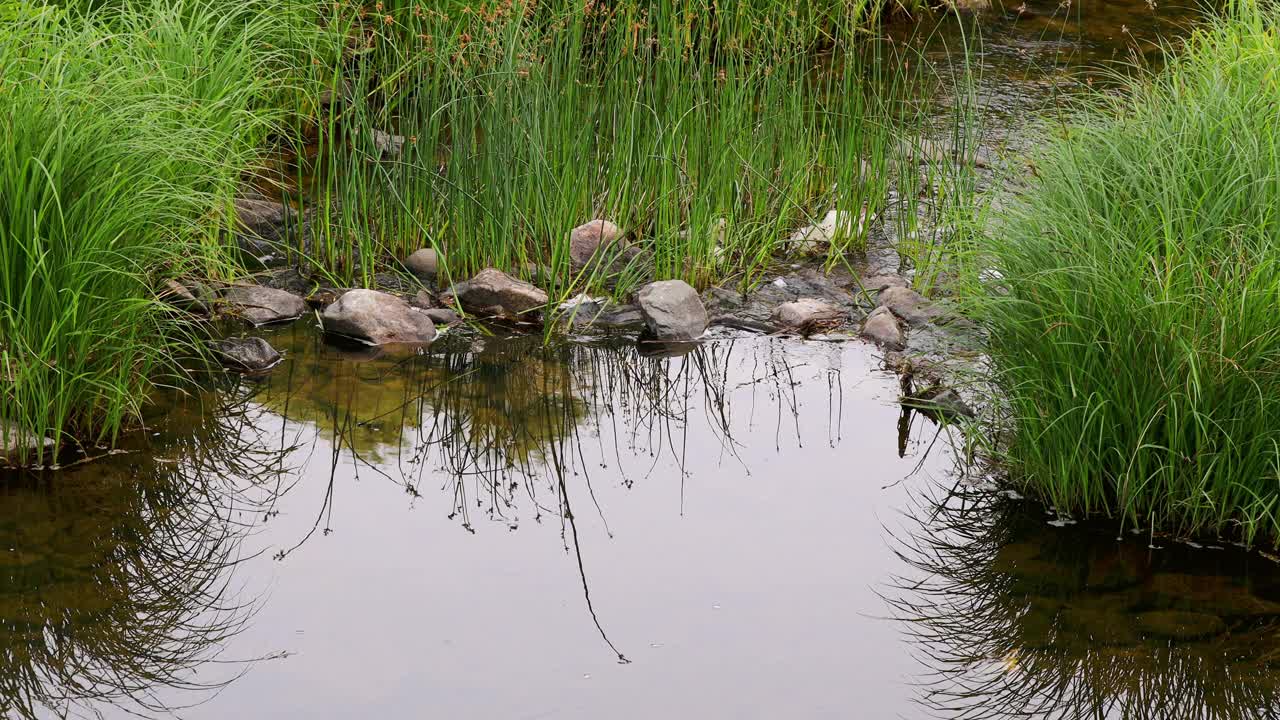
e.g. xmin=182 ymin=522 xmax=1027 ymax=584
xmin=246 ymin=324 xmax=840 ymax=534
xmin=0 ymin=395 xmax=293 ymax=720
xmin=888 ymin=485 xmax=1280 ymax=720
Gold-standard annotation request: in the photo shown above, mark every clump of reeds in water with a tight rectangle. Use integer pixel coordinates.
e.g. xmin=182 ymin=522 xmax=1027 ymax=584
xmin=974 ymin=0 xmax=1280 ymax=544
xmin=301 ymin=0 xmax=932 ymax=292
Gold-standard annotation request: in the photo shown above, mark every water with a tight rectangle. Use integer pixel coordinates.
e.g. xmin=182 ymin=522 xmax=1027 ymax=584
xmin=8 ymin=2 xmax=1280 ymax=718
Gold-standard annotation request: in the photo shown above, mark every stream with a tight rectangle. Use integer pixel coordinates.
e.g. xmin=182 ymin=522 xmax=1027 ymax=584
xmin=5 ymin=1 xmax=1280 ymax=718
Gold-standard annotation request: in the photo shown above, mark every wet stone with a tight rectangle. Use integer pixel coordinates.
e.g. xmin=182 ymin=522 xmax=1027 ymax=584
xmin=878 ymin=285 xmax=939 ymax=326
xmin=233 ymin=197 xmax=296 ymax=257
xmin=372 ymin=129 xmax=405 ymax=158
xmin=704 ymin=270 xmax=856 ymax=326
xmin=212 ymin=337 xmax=282 ymax=373
xmin=411 ymin=289 xmax=439 ymax=310
xmin=1148 ymin=573 xmax=1280 ymax=619
xmin=221 ymin=286 xmax=307 ymax=327
xmin=637 ymin=280 xmax=708 ymax=341
xmin=771 ymin=299 xmax=848 ymax=335
xmin=445 ymin=269 xmax=548 ymax=321
xmin=322 ymin=289 xmax=437 ymax=346
xmin=861 ymin=307 xmax=905 ymax=350
xmin=905 ymin=386 xmax=974 ymax=421
xmin=306 ymin=287 xmax=342 ymax=310
xmin=0 ymin=421 xmax=55 ymax=464
xmin=423 ymin=308 xmax=461 ymax=326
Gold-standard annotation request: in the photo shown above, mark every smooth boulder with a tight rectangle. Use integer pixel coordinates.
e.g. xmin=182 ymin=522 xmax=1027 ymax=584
xmin=222 ymin=286 xmax=307 ymax=326
xmin=637 ymin=280 xmax=708 ymax=341
xmin=861 ymin=306 xmax=905 ymax=350
xmin=405 ymin=248 xmax=439 ymax=279
xmin=569 ymin=219 xmax=623 ymax=270
xmin=877 ymin=285 xmax=938 ymax=326
xmin=446 ymin=269 xmax=548 ymax=320
xmin=322 ymin=289 xmax=437 ymax=346
xmin=771 ymin=299 xmax=847 ymax=334
xmin=213 ymin=337 xmax=283 ymax=373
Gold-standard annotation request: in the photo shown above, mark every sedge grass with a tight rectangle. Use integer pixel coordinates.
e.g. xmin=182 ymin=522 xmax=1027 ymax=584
xmin=975 ymin=0 xmax=1280 ymax=544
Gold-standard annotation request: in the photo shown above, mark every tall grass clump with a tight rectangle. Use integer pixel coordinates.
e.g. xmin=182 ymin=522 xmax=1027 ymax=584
xmin=299 ymin=0 xmax=930 ymax=294
xmin=0 ymin=0 xmax=331 ymax=463
xmin=978 ymin=1 xmax=1280 ymax=543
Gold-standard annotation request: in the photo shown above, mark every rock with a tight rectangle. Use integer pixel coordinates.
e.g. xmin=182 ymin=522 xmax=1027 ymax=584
xmin=372 ymin=129 xmax=405 ymax=158
xmin=860 ymin=274 xmax=909 ymax=293
xmin=221 ymin=286 xmax=307 ymax=326
xmin=569 ymin=219 xmax=623 ymax=270
xmin=1148 ymin=573 xmax=1280 ymax=618
xmin=1135 ymin=610 xmax=1227 ymax=641
xmin=786 ymin=208 xmax=874 ymax=255
xmin=405 ymin=248 xmax=439 ymax=279
xmin=558 ymin=296 xmax=645 ymax=332
xmin=159 ymin=279 xmax=208 ymax=314
xmin=878 ymin=285 xmax=938 ymax=326
xmin=637 ymin=280 xmax=708 ymax=341
xmin=771 ymin=299 xmax=848 ymax=334
xmin=411 ymin=289 xmax=439 ymax=310
xmin=905 ymin=386 xmax=975 ymax=421
xmin=321 ymin=289 xmax=437 ymax=346
xmin=703 ymin=270 xmax=857 ymax=326
xmin=212 ymin=337 xmax=282 ymax=373
xmin=0 ymin=421 xmax=55 ymax=464
xmin=423 ymin=308 xmax=461 ymax=325
xmin=305 ymin=287 xmax=342 ymax=310
xmin=861 ymin=306 xmax=905 ymax=350
xmin=233 ymin=197 xmax=296 ymax=256
xmin=445 ymin=269 xmax=548 ymax=320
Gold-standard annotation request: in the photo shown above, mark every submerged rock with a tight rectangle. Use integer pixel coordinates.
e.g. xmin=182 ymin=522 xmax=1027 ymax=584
xmin=771 ymin=299 xmax=848 ymax=334
xmin=569 ymin=219 xmax=623 ymax=270
xmin=322 ymin=289 xmax=437 ymax=346
xmin=558 ymin=295 xmax=646 ymax=332
xmin=221 ymin=286 xmax=307 ymax=326
xmin=212 ymin=337 xmax=282 ymax=373
xmin=405 ymin=248 xmax=439 ymax=279
xmin=878 ymin=285 xmax=939 ymax=326
xmin=445 ymin=269 xmax=548 ymax=320
xmin=1135 ymin=610 xmax=1227 ymax=641
xmin=704 ymin=269 xmax=857 ymax=327
xmin=861 ymin=306 xmax=905 ymax=350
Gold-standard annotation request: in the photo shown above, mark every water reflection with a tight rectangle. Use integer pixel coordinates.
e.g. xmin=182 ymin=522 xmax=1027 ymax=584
xmin=888 ymin=485 xmax=1280 ymax=720
xmin=0 ymin=393 xmax=293 ymax=720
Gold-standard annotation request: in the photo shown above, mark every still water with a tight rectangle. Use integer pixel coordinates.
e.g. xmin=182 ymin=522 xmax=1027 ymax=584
xmin=6 ymin=0 xmax=1280 ymax=718
xmin=4 ymin=322 xmax=1280 ymax=719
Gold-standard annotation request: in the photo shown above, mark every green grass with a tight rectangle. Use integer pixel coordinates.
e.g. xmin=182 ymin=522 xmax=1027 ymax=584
xmin=292 ymin=0 xmax=944 ymax=296
xmin=0 ymin=0 xmax=332 ymax=463
xmin=975 ymin=0 xmax=1280 ymax=544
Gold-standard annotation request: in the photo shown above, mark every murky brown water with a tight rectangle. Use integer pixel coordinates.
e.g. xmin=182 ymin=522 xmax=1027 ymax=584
xmin=6 ymin=2 xmax=1280 ymax=719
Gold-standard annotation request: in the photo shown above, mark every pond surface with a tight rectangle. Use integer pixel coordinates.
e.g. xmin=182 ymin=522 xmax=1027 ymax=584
xmin=7 ymin=1 xmax=1280 ymax=718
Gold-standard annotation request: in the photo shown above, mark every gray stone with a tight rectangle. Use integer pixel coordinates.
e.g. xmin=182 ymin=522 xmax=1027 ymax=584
xmin=305 ymin=287 xmax=342 ymax=310
xmin=405 ymin=248 xmax=439 ymax=279
xmin=373 ymin=129 xmax=406 ymax=158
xmin=637 ymin=280 xmax=708 ymax=341
xmin=0 ymin=421 xmax=55 ymax=464
xmin=233 ymin=197 xmax=296 ymax=255
xmin=569 ymin=219 xmax=623 ymax=270
xmin=905 ymin=386 xmax=974 ymax=421
xmin=861 ymin=306 xmax=905 ymax=350
xmin=445 ymin=269 xmax=548 ymax=320
xmin=423 ymin=308 xmax=461 ymax=325
xmin=703 ymin=270 xmax=856 ymax=326
xmin=159 ymin=279 xmax=208 ymax=314
xmin=322 ymin=289 xmax=437 ymax=346
xmin=878 ymin=285 xmax=938 ymax=326
xmin=559 ymin=297 xmax=646 ymax=332
xmin=221 ymin=286 xmax=307 ymax=326
xmin=411 ymin=289 xmax=438 ymax=310
xmin=771 ymin=299 xmax=847 ymax=334
xmin=212 ymin=337 xmax=283 ymax=373
xmin=859 ymin=274 xmax=909 ymax=293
